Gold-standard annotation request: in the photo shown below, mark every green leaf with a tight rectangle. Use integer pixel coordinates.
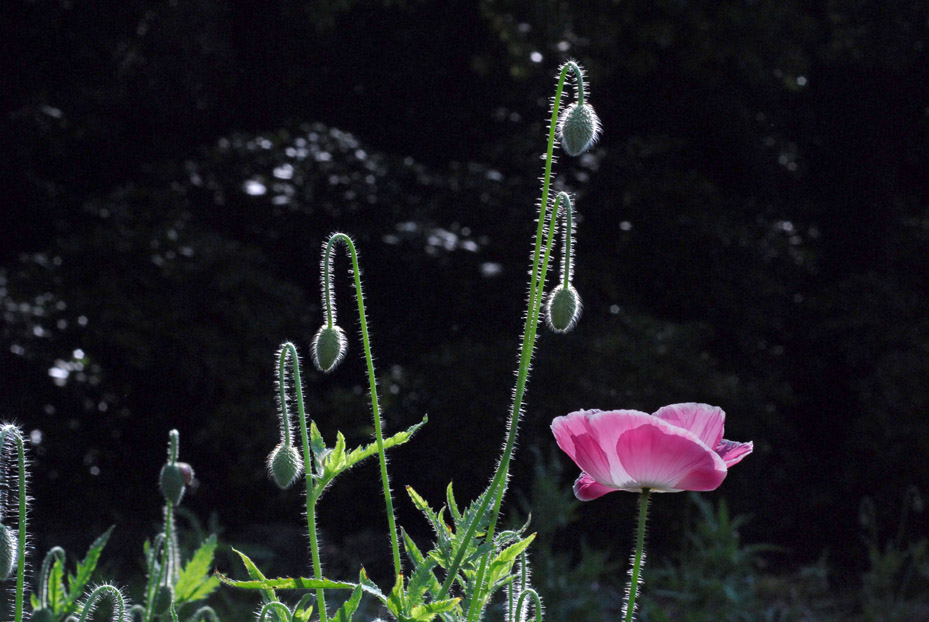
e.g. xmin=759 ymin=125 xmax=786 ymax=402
xmin=446 ymin=483 xmax=461 ymax=527
xmin=65 ymin=526 xmax=113 ymax=608
xmin=330 ymin=584 xmax=364 ymax=622
xmin=292 ymin=593 xmax=314 ymax=622
xmin=386 ymin=574 xmax=407 ymax=618
xmin=358 ymin=568 xmax=387 ymax=603
xmin=231 ymin=547 xmax=278 ymax=605
xmin=409 ymin=598 xmax=462 ymax=621
xmin=175 ymin=535 xmax=220 ymax=603
xmin=407 ymin=557 xmax=441 ymax=604
xmin=342 ymin=416 xmax=427 ymax=472
xmin=487 ymin=535 xmax=536 ymax=588
xmin=48 ymin=557 xmax=66 ymax=612
xmin=217 ymin=574 xmax=357 ymax=591
xmin=30 ymin=593 xmax=40 ymax=611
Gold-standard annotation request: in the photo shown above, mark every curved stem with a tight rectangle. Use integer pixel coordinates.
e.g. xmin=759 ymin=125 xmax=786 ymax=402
xmin=279 ymin=342 xmax=328 ymax=622
xmin=258 ymin=601 xmax=293 ymax=622
xmin=438 ymin=65 xmax=580 ymax=608
xmin=324 ymin=233 xmax=402 ymax=579
xmin=514 ymin=588 xmax=543 ymax=622
xmin=0 ymin=426 xmax=28 ymax=622
xmin=624 ymin=489 xmax=651 ymax=622
xmin=78 ymin=585 xmax=127 ymax=622
xmin=277 ymin=345 xmax=297 ymax=448
xmin=559 ymin=193 xmax=574 ymax=288
xmin=38 ymin=547 xmax=66 ymax=608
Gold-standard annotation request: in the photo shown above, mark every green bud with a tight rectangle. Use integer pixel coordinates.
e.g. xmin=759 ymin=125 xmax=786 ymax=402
xmin=31 ymin=609 xmax=55 ymax=622
xmin=153 ymin=584 xmax=174 ymax=615
xmin=0 ymin=525 xmax=16 ymax=581
xmin=558 ymin=102 xmax=601 ymax=157
xmin=267 ymin=443 xmax=304 ymax=489
xmin=312 ymin=325 xmax=347 ymax=373
xmin=159 ymin=462 xmax=194 ymax=506
xmin=546 ymin=284 xmax=582 ymax=333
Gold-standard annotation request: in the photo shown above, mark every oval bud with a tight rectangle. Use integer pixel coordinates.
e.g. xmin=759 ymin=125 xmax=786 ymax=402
xmin=545 ymin=284 xmax=582 ymax=333
xmin=312 ymin=325 xmax=347 ymax=373
xmin=0 ymin=525 xmax=16 ymax=581
xmin=32 ymin=609 xmax=56 ymax=622
xmin=159 ymin=462 xmax=194 ymax=506
xmin=153 ymin=584 xmax=174 ymax=615
xmin=267 ymin=443 xmax=304 ymax=489
xmin=558 ymin=102 xmax=601 ymax=157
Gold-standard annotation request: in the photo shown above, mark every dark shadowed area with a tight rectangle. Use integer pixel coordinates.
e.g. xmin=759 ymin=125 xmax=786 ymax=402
xmin=2 ymin=1 xmax=928 ymax=620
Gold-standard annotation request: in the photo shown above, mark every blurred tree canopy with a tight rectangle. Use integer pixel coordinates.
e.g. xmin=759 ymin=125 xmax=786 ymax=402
xmin=2 ymin=0 xmax=928 ymax=585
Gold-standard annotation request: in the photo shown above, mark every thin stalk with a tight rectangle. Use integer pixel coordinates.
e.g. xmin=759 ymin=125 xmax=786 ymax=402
xmin=324 ymin=233 xmax=402 ymax=579
xmin=624 ymin=489 xmax=651 ymax=622
xmin=442 ymin=62 xmax=581 ymax=614
xmin=0 ymin=426 xmax=28 ymax=622
xmin=280 ymin=342 xmax=329 ymax=622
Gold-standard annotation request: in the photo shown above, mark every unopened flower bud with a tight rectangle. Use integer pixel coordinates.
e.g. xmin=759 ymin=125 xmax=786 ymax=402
xmin=153 ymin=584 xmax=174 ymax=615
xmin=312 ymin=325 xmax=347 ymax=373
xmin=267 ymin=443 xmax=304 ymax=489
xmin=558 ymin=102 xmax=601 ymax=157
xmin=546 ymin=284 xmax=582 ymax=333
xmin=159 ymin=462 xmax=194 ymax=506
xmin=31 ymin=609 xmax=55 ymax=622
xmin=0 ymin=525 xmax=16 ymax=581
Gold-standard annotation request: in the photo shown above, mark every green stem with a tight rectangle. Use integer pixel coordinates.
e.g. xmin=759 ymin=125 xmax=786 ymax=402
xmin=280 ymin=342 xmax=328 ymax=622
xmin=324 ymin=233 xmax=402 ymax=579
xmin=446 ymin=64 xmax=581 ymax=618
xmin=0 ymin=426 xmax=28 ymax=622
xmin=38 ymin=547 xmax=66 ymax=608
xmin=277 ymin=346 xmax=296 ymax=447
xmin=79 ymin=585 xmax=127 ymax=622
xmin=624 ymin=489 xmax=651 ymax=622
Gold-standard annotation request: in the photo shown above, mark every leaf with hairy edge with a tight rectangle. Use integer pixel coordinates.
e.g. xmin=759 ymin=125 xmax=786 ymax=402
xmin=342 ymin=416 xmax=427 ymax=471
xmin=409 ymin=598 xmax=461 ymax=621
xmin=330 ymin=584 xmax=364 ymax=622
xmin=230 ymin=548 xmax=279 ymax=605
xmin=217 ymin=574 xmax=357 ymax=591
xmin=48 ymin=557 xmax=66 ymax=612
xmin=487 ymin=535 xmax=536 ymax=588
xmin=446 ymin=483 xmax=462 ymax=527
xmin=175 ymin=535 xmax=220 ymax=603
xmin=292 ymin=594 xmax=314 ymax=622
xmin=358 ymin=568 xmax=387 ymax=603
xmin=65 ymin=526 xmax=114 ymax=608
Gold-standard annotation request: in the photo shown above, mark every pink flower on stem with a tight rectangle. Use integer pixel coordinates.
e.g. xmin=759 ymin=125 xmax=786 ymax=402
xmin=551 ymin=403 xmax=753 ymax=500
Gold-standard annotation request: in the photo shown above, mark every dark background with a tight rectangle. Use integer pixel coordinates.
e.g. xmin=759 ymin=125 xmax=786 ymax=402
xmin=2 ymin=0 xmax=928 ymax=604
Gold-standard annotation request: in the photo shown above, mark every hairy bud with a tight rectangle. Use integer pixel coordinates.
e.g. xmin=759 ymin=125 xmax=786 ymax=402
xmin=545 ymin=284 xmax=582 ymax=333
xmin=267 ymin=443 xmax=304 ymax=489
xmin=558 ymin=102 xmax=601 ymax=157
xmin=312 ymin=325 xmax=347 ymax=373
xmin=31 ymin=609 xmax=55 ymax=622
xmin=0 ymin=525 xmax=16 ymax=581
xmin=153 ymin=584 xmax=175 ymax=615
xmin=160 ymin=462 xmax=194 ymax=506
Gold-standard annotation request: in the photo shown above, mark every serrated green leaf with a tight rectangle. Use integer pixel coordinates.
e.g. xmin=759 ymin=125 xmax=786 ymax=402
xmin=407 ymin=556 xmax=441 ymax=604
xmin=343 ymin=416 xmax=427 ymax=472
xmin=386 ymin=574 xmax=407 ymax=618
xmin=175 ymin=535 xmax=220 ymax=603
xmin=292 ymin=593 xmax=315 ymax=622
xmin=487 ymin=535 xmax=536 ymax=587
xmin=217 ymin=574 xmax=357 ymax=591
xmin=409 ymin=598 xmax=462 ymax=621
xmin=65 ymin=526 xmax=113 ymax=608
xmin=401 ymin=529 xmax=426 ymax=567
xmin=30 ymin=593 xmax=40 ymax=611
xmin=330 ymin=584 xmax=364 ymax=622
xmin=231 ymin=547 xmax=278 ymax=605
xmin=358 ymin=568 xmax=387 ymax=603
xmin=48 ymin=557 xmax=66 ymax=612
xmin=446 ymin=483 xmax=461 ymax=527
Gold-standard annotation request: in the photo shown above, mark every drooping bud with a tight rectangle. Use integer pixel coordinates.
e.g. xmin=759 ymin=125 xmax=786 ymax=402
xmin=267 ymin=443 xmax=304 ymax=489
xmin=31 ymin=609 xmax=55 ymax=622
xmin=545 ymin=284 xmax=582 ymax=333
xmin=312 ymin=324 xmax=347 ymax=373
xmin=159 ymin=462 xmax=194 ymax=506
xmin=153 ymin=584 xmax=175 ymax=615
xmin=558 ymin=102 xmax=601 ymax=157
xmin=0 ymin=525 xmax=16 ymax=581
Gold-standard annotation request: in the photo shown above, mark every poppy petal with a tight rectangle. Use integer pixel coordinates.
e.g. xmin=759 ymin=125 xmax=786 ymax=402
xmin=653 ymin=403 xmax=726 ymax=450
xmin=616 ymin=422 xmax=727 ymax=492
xmin=716 ymin=439 xmax=754 ymax=467
xmin=573 ymin=472 xmax=617 ymax=501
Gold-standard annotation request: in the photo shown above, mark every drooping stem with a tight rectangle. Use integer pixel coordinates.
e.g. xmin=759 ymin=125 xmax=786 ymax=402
xmin=38 ymin=547 xmax=66 ymax=608
xmin=323 ymin=233 xmax=402 ymax=579
xmin=623 ymin=489 xmax=651 ymax=622
xmin=0 ymin=425 xmax=28 ymax=622
xmin=78 ymin=585 xmax=127 ymax=622
xmin=279 ymin=342 xmax=328 ymax=622
xmin=443 ymin=63 xmax=582 ymax=617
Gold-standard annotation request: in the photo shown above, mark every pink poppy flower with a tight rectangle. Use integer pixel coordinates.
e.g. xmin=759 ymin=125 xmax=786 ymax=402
xmin=551 ymin=403 xmax=752 ymax=500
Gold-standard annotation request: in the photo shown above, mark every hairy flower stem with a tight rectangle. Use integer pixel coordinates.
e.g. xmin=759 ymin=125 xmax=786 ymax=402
xmin=279 ymin=342 xmax=329 ymax=622
xmin=144 ymin=500 xmax=174 ymax=622
xmin=624 ymin=489 xmax=651 ymax=622
xmin=0 ymin=426 xmax=28 ymax=622
xmin=323 ymin=233 xmax=402 ymax=579
xmin=441 ymin=63 xmax=582 ymax=618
